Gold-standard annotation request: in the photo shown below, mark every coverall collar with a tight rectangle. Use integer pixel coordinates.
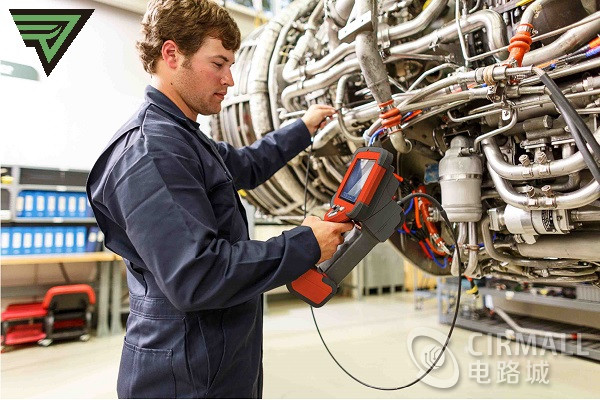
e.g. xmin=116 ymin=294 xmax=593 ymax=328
xmin=144 ymin=85 xmax=200 ymax=131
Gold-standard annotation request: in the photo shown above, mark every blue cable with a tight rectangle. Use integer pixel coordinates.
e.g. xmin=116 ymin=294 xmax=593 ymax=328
xmin=423 ymin=241 xmax=446 ymax=268
xmin=369 ymin=129 xmax=385 ymax=146
xmin=403 ymin=200 xmax=414 ymax=215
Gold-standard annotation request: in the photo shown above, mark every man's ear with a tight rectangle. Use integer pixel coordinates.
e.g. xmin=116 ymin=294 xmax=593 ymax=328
xmin=161 ymin=40 xmax=180 ymax=69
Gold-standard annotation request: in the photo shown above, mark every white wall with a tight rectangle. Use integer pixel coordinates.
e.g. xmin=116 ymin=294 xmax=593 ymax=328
xmin=1 ymin=0 xmax=263 ymax=172
xmin=1 ymin=0 xmax=149 ymax=170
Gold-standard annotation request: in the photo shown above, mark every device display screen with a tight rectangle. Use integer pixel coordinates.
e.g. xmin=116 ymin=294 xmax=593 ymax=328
xmin=339 ymin=159 xmax=375 ymax=204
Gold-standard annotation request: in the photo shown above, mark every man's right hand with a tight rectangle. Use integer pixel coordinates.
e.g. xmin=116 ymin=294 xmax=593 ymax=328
xmin=302 ymin=216 xmax=354 ymax=264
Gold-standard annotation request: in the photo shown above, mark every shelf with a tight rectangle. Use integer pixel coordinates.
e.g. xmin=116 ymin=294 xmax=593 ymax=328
xmin=478 ymin=287 xmax=600 ymax=313
xmin=2 ymin=252 xmax=122 ymax=266
xmin=440 ymin=313 xmax=600 ymax=362
xmin=1 ymin=210 xmax=11 ymax=221
xmin=16 ymin=184 xmax=87 ymax=193
xmin=8 ymin=217 xmax=96 ymax=224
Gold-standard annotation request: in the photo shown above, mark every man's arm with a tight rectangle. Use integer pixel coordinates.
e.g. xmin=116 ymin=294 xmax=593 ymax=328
xmin=105 ymin=142 xmax=321 ymax=312
xmin=215 ymin=104 xmax=336 ymax=190
xmin=215 ymin=119 xmax=310 ymax=190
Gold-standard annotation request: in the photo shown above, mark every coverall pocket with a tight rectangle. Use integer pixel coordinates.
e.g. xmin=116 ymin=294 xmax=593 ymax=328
xmin=117 ymin=338 xmax=176 ymax=399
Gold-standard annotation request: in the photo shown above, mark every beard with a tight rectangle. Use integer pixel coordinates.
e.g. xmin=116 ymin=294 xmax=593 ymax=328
xmin=173 ymin=64 xmax=222 ymax=117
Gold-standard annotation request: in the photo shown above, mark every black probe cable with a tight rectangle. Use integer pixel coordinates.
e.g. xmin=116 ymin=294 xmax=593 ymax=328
xmin=302 ymin=140 xmax=464 ymax=390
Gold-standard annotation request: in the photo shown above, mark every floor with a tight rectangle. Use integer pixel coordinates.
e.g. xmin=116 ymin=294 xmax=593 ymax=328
xmin=2 ymin=292 xmax=599 ymax=398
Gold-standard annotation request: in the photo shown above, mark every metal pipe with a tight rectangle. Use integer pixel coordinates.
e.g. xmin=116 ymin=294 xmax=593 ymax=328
xmin=249 ymin=5 xmax=302 ymax=135
xmin=570 ymin=210 xmax=600 ymax=222
xmin=495 ymin=308 xmax=570 ymax=341
xmin=464 ymin=221 xmax=479 ymax=276
xmin=451 ymin=222 xmax=467 ymax=276
xmin=455 ymin=0 xmax=471 ymax=66
xmin=285 ymin=0 xmax=449 ymax=83
xmin=270 ymin=16 xmax=300 ymax=129
xmin=482 ymin=129 xmax=600 ymax=180
xmin=488 ymin=164 xmax=600 ymax=210
xmin=334 ymin=74 xmax=364 ymax=142
xmin=450 ymin=12 xmax=600 ymax=64
xmin=281 ymin=9 xmax=508 ymax=106
xmin=492 ymin=271 xmax=599 ymax=283
xmin=387 ymin=9 xmax=509 ymax=61
xmin=520 ymin=58 xmax=600 ymax=86
xmin=516 ymin=233 xmax=600 ymax=261
xmin=550 ymin=172 xmax=581 ymax=192
xmin=326 ymin=0 xmax=355 ymax=27
xmin=281 ymin=1 xmax=323 ymax=83
xmin=473 ymin=111 xmax=518 ymax=151
xmin=481 ymin=216 xmax=576 ymax=268
xmin=386 ymin=0 xmax=449 ymax=38
xmin=407 ymin=63 xmax=459 ymax=92
xmin=354 ymin=0 xmax=391 ymax=104
xmin=523 ymin=11 xmax=600 ymax=66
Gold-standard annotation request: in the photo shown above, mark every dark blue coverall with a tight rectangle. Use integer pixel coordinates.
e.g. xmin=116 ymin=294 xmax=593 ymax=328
xmin=86 ymin=86 xmax=321 ymax=398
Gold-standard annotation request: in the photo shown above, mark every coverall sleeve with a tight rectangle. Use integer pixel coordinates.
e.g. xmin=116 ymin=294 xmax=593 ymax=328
xmin=215 ymin=119 xmax=311 ymax=190
xmin=105 ymin=141 xmax=320 ymax=312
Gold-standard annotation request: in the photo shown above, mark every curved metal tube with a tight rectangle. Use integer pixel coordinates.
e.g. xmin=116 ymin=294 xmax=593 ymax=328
xmin=334 ymin=74 xmax=364 ymax=142
xmin=481 ymin=217 xmax=576 ymax=268
xmin=464 ymin=221 xmax=479 ymax=276
xmin=523 ymin=11 xmax=600 ymax=66
xmin=474 ymin=111 xmax=518 ymax=151
xmin=249 ymin=0 xmax=311 ymax=135
xmin=488 ymin=164 xmax=600 ymax=210
xmin=284 ymin=0 xmax=449 ymax=83
xmin=483 ymin=129 xmax=600 ymax=181
xmin=354 ymin=0 xmax=391 ymax=104
xmin=281 ymin=0 xmax=323 ymax=83
xmin=451 ymin=222 xmax=467 ymax=276
xmin=388 ymin=9 xmax=508 ymax=61
xmin=386 ymin=0 xmax=449 ymax=38
xmin=326 ymin=0 xmax=355 ymax=27
xmin=282 ymin=9 xmax=507 ymax=100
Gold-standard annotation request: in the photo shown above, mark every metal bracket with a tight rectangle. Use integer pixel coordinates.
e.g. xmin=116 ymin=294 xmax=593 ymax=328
xmin=338 ymin=10 xmax=374 ymax=43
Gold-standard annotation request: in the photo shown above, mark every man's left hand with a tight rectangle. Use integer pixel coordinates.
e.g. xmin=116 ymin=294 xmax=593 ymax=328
xmin=301 ymin=104 xmax=337 ymax=135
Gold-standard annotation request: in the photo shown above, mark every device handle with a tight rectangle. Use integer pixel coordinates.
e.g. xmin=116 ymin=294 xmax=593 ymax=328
xmin=287 ymin=268 xmax=337 ymax=308
xmin=318 ymin=226 xmax=379 ymax=284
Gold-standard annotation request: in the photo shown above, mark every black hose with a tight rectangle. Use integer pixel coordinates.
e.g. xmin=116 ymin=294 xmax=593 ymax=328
xmin=562 ymin=111 xmax=600 ymax=184
xmin=537 ymin=72 xmax=600 ymax=184
xmin=538 ymin=72 xmax=600 ymax=155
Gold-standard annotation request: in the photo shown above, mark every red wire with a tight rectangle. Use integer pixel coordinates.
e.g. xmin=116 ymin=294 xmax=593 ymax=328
xmin=426 ymin=238 xmax=447 ymax=256
xmin=418 ymin=241 xmax=432 ymax=259
xmin=414 ymin=196 xmax=422 ymax=229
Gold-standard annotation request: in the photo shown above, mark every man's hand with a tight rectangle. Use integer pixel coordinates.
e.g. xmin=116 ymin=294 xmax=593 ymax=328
xmin=301 ymin=104 xmax=337 ymax=135
xmin=302 ymin=216 xmax=354 ymax=264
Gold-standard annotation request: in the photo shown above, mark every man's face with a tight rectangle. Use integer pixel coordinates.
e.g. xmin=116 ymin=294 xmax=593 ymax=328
xmin=172 ymin=37 xmax=235 ymax=116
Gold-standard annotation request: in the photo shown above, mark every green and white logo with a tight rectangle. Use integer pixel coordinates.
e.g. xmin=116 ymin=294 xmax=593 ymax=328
xmin=10 ymin=9 xmax=94 ymax=76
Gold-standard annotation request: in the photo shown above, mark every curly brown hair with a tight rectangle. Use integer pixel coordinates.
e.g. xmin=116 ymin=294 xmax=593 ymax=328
xmin=136 ymin=0 xmax=241 ymax=74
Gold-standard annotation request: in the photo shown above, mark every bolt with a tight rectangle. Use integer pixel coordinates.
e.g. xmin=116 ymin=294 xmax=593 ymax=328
xmin=525 ymin=185 xmax=536 ymax=197
xmin=541 ymin=185 xmax=554 ymax=196
xmin=535 ymin=152 xmax=548 ymax=164
xmin=519 ymin=154 xmax=531 ymax=166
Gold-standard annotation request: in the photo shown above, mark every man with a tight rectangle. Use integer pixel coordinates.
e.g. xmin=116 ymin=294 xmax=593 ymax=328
xmin=86 ymin=0 xmax=353 ymax=398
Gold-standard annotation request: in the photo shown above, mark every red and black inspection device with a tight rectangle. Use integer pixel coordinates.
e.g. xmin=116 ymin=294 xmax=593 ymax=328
xmin=287 ymin=147 xmax=404 ymax=307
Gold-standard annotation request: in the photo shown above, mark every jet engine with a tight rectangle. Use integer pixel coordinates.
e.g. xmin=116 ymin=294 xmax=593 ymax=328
xmin=213 ymin=0 xmax=600 ymax=283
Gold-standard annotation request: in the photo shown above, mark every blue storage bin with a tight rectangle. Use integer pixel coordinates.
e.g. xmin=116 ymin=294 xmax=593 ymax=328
xmin=45 ymin=192 xmax=58 ymax=218
xmin=11 ymin=227 xmax=24 ymax=255
xmin=1 ymin=227 xmax=11 ymax=256
xmin=43 ymin=227 xmax=54 ymax=254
